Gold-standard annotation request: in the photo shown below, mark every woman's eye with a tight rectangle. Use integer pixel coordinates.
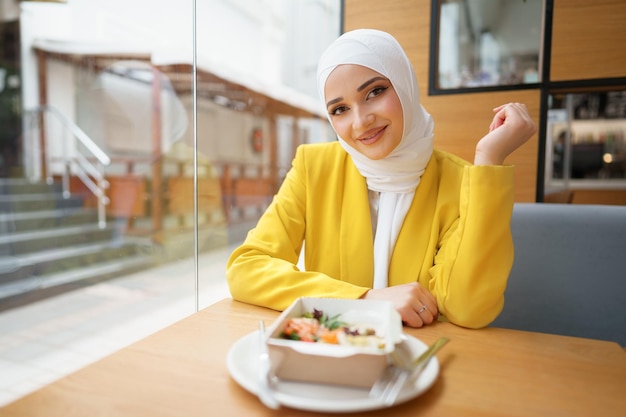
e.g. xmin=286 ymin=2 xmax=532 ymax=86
xmin=330 ymin=105 xmax=348 ymax=116
xmin=367 ymin=86 xmax=387 ymax=100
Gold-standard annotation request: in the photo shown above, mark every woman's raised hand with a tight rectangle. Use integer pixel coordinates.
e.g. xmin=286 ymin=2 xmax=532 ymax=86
xmin=474 ymin=102 xmax=537 ymax=166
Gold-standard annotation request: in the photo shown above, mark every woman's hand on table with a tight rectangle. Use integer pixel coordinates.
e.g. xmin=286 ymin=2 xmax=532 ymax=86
xmin=363 ymin=282 xmax=439 ymax=328
xmin=474 ymin=102 xmax=537 ymax=166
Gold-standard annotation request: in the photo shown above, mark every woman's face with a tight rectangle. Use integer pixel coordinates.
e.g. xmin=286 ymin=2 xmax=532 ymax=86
xmin=324 ymin=64 xmax=404 ymax=160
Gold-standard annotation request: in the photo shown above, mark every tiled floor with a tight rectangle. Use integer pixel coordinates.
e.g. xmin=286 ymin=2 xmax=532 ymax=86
xmin=0 ymin=244 xmax=234 ymax=407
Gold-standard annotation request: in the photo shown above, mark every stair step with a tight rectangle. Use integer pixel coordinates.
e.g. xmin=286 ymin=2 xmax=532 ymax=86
xmin=0 ymin=240 xmax=147 ymax=283
xmin=0 ymin=179 xmax=61 ymax=195
xmin=0 ymin=224 xmax=116 ymax=255
xmin=0 ymin=193 xmax=84 ymax=212
xmin=0 ymin=254 xmax=155 ymax=305
xmin=0 ymin=207 xmax=98 ymax=233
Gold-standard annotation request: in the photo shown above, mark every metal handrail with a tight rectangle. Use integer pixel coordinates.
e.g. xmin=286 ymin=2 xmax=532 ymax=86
xmin=27 ymin=105 xmax=111 ymax=229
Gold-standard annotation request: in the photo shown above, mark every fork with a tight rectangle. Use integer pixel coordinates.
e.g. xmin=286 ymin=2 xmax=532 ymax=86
xmin=369 ymin=337 xmax=449 ymax=406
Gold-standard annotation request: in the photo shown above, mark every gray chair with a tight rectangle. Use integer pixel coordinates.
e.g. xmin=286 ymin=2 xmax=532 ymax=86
xmin=491 ymin=203 xmax=626 ymax=346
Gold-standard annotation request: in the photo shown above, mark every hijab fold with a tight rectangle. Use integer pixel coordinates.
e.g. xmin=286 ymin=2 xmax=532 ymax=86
xmin=316 ymin=29 xmax=434 ymax=289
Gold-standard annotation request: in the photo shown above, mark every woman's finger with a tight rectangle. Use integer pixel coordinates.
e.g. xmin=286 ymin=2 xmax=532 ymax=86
xmin=401 ymin=308 xmax=425 ymax=328
xmin=414 ymin=300 xmax=436 ymax=324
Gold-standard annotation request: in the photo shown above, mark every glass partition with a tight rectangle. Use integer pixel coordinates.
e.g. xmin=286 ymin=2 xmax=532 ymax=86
xmin=0 ymin=1 xmax=198 ymax=405
xmin=0 ymin=0 xmax=340 ymax=405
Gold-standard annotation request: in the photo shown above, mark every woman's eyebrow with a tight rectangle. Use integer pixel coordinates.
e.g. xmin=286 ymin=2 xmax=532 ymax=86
xmin=357 ymin=76 xmax=387 ymax=92
xmin=326 ymin=96 xmax=343 ymax=108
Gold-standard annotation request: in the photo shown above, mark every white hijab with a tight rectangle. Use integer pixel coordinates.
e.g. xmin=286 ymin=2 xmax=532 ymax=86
xmin=316 ymin=29 xmax=434 ymax=289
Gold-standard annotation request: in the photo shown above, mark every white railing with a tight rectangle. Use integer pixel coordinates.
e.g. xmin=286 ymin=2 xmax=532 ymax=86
xmin=26 ymin=105 xmax=111 ymax=229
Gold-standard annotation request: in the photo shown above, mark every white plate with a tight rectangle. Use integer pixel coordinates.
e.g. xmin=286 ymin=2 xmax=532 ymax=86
xmin=226 ymin=331 xmax=440 ymax=413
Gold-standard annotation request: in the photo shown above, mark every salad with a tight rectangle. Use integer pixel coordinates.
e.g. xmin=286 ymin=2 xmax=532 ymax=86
xmin=280 ymin=309 xmax=384 ymax=349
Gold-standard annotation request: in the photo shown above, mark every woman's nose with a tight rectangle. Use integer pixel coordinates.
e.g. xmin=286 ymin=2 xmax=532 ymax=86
xmin=353 ymin=107 xmax=374 ymax=130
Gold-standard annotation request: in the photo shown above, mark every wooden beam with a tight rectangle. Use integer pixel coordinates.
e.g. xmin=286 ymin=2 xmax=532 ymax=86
xmin=151 ymin=65 xmax=163 ymax=232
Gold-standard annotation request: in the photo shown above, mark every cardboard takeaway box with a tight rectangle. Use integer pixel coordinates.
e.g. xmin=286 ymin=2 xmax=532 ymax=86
xmin=265 ymin=297 xmax=403 ymax=388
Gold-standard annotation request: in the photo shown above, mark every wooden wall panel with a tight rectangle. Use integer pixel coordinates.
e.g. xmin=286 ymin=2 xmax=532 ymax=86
xmin=426 ymin=90 xmax=541 ymax=203
xmin=551 ymin=0 xmax=626 ymax=81
xmin=570 ymin=189 xmax=626 ymax=206
xmin=344 ymin=0 xmax=541 ymax=202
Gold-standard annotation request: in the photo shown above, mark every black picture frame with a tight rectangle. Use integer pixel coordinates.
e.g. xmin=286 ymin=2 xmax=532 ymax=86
xmin=428 ymin=0 xmax=547 ymax=95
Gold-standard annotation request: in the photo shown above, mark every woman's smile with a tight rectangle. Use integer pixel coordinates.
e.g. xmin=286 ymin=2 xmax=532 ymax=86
xmin=356 ymin=125 xmax=387 ymax=144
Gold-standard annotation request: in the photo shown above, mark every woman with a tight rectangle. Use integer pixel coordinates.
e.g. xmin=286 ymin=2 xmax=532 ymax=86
xmin=226 ymin=29 xmax=536 ymax=329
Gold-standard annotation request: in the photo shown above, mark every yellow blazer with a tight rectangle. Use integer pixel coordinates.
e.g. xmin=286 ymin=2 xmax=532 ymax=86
xmin=227 ymin=142 xmax=515 ymax=328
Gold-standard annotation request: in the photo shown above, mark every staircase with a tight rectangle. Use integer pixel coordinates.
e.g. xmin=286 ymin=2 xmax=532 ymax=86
xmin=0 ymin=178 xmax=156 ymax=311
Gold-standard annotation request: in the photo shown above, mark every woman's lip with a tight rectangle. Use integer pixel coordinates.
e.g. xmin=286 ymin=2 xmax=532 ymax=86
xmin=357 ymin=126 xmax=386 ymax=143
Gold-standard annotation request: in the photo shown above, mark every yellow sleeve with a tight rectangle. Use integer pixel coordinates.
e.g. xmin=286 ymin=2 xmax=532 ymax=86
xmin=226 ymin=145 xmax=369 ymax=311
xmin=428 ymin=164 xmax=515 ymax=329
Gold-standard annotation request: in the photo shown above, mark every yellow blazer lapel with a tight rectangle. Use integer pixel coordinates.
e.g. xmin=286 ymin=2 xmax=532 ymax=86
xmin=339 ymin=161 xmax=374 ymax=287
xmin=388 ymin=156 xmax=438 ymax=285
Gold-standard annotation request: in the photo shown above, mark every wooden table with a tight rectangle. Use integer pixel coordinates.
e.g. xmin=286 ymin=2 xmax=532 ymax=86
xmin=1 ymin=298 xmax=624 ymax=417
